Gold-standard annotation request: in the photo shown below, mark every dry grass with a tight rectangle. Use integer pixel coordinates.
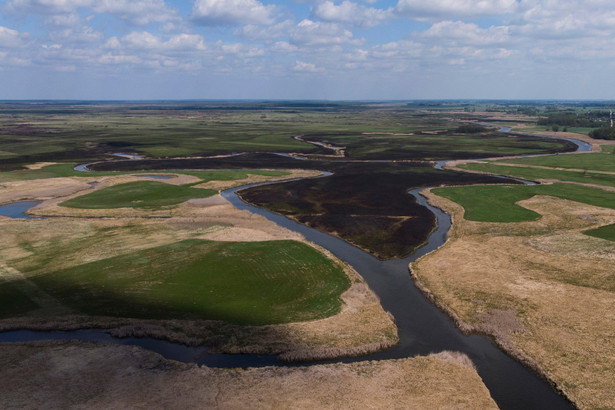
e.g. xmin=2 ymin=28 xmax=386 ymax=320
xmin=0 ymin=341 xmax=497 ymax=409
xmin=412 ymin=190 xmax=615 ymax=409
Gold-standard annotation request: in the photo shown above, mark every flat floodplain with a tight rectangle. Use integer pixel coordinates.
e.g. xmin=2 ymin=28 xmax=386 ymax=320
xmin=17 ymin=239 xmax=350 ymax=325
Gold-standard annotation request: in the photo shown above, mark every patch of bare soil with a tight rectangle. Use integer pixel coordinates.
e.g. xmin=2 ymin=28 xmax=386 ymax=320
xmin=412 ymin=191 xmax=615 ymax=409
xmin=0 ymin=341 xmax=497 ymax=409
xmin=24 ymin=162 xmax=57 ymax=170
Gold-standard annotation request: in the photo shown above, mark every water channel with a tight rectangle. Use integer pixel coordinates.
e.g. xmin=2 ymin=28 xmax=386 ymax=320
xmin=0 ymin=131 xmax=592 ymax=409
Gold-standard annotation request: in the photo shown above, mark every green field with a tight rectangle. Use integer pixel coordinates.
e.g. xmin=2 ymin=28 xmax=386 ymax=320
xmin=512 ymin=126 xmax=596 ymax=135
xmin=12 ymin=240 xmax=349 ymax=324
xmin=433 ymin=183 xmax=615 ymax=222
xmin=60 ymin=181 xmax=215 ymax=209
xmin=584 ymin=223 xmax=615 ymax=242
xmin=489 ymin=149 xmax=615 ymax=172
xmin=458 ymin=162 xmax=615 ymax=188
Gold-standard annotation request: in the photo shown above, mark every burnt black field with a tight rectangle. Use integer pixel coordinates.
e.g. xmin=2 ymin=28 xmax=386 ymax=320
xmin=91 ymin=153 xmax=507 ymax=259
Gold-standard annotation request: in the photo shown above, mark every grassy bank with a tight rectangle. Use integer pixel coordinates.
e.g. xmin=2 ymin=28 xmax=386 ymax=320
xmin=458 ymin=162 xmax=615 ymax=188
xmin=60 ymin=181 xmax=216 ymax=209
xmin=413 ymin=190 xmax=615 ymax=408
xmin=433 ymin=183 xmax=615 ymax=222
xmin=584 ymin=223 xmax=615 ymax=241
xmin=8 ymin=239 xmax=350 ymax=325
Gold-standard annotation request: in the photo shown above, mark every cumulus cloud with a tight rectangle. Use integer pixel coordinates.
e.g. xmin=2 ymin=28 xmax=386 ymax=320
xmin=290 ymin=19 xmax=358 ymax=46
xmin=311 ymin=1 xmax=393 ymax=28
xmin=235 ymin=20 xmax=293 ymax=41
xmin=93 ymin=0 xmax=179 ymax=25
xmin=7 ymin=0 xmax=92 ymax=14
xmin=395 ymin=0 xmax=519 ymax=19
xmin=293 ymin=60 xmax=324 ymax=72
xmin=0 ymin=26 xmax=25 ymax=48
xmin=104 ymin=32 xmax=206 ymax=52
xmin=190 ymin=0 xmax=276 ymax=26
xmin=420 ymin=21 xmax=510 ymax=45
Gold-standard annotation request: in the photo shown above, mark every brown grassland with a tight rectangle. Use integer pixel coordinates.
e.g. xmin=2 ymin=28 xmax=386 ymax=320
xmin=0 ymin=170 xmax=398 ymax=360
xmin=0 ymin=341 xmax=497 ymax=409
xmin=412 ymin=190 xmax=615 ymax=409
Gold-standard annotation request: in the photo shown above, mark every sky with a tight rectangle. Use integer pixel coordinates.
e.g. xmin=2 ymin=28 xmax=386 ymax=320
xmin=1 ymin=0 xmax=615 ymax=100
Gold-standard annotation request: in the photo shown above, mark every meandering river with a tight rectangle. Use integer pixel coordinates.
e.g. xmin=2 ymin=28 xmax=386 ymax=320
xmin=1 ymin=130 xmax=591 ymax=409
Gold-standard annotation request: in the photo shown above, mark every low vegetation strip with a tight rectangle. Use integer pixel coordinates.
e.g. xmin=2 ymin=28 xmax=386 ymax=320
xmin=0 ymin=163 xmax=290 ymax=183
xmin=490 ymin=147 xmax=615 ymax=172
xmin=459 ymin=162 xmax=615 ymax=188
xmin=16 ymin=239 xmax=350 ymax=325
xmin=434 ymin=183 xmax=615 ymax=222
xmin=59 ymin=181 xmax=216 ymax=209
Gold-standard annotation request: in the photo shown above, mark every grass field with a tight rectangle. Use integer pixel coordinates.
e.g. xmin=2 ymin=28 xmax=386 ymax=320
xmin=489 ymin=149 xmax=615 ymax=172
xmin=433 ymin=183 xmax=615 ymax=222
xmin=458 ymin=162 xmax=615 ymax=188
xmin=583 ymin=223 xmax=615 ymax=242
xmin=60 ymin=181 xmax=215 ymax=209
xmin=7 ymin=239 xmax=350 ymax=324
xmin=512 ymin=126 xmax=596 ymax=135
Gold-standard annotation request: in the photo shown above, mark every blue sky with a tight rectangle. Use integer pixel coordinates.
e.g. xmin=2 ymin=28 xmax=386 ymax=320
xmin=1 ymin=0 xmax=615 ymax=100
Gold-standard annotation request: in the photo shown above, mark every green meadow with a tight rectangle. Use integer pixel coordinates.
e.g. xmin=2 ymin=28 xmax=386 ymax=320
xmin=60 ymin=181 xmax=215 ymax=209
xmin=458 ymin=162 xmax=615 ymax=188
xmin=433 ymin=183 xmax=615 ymax=222
xmin=13 ymin=239 xmax=350 ymax=324
xmin=584 ymin=223 xmax=615 ymax=242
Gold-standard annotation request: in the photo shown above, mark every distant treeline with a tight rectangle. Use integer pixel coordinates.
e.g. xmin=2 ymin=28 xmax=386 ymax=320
xmin=537 ymin=112 xmax=609 ymax=128
xmin=589 ymin=126 xmax=615 ymax=140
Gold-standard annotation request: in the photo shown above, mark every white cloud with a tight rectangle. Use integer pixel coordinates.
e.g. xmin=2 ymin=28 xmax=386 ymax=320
xmin=290 ymin=19 xmax=358 ymax=46
xmin=99 ymin=53 xmax=141 ymax=64
xmin=7 ymin=0 xmax=92 ymax=13
xmin=92 ymin=0 xmax=179 ymax=26
xmin=235 ymin=20 xmax=293 ymax=41
xmin=271 ymin=41 xmax=298 ymax=53
xmin=0 ymin=26 xmax=25 ymax=48
xmin=395 ymin=0 xmax=518 ymax=19
xmin=311 ymin=1 xmax=393 ymax=28
xmin=104 ymin=32 xmax=206 ymax=52
xmin=421 ymin=21 xmax=510 ymax=46
xmin=293 ymin=60 xmax=323 ymax=72
xmin=191 ymin=0 xmax=276 ymax=25
xmin=49 ymin=25 xmax=103 ymax=44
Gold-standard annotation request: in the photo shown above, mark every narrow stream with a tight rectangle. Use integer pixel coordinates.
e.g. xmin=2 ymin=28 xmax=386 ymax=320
xmin=1 ymin=129 xmax=589 ymax=409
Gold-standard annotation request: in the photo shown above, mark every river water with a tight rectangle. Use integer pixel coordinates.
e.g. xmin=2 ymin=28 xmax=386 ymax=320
xmin=1 ymin=130 xmax=589 ymax=409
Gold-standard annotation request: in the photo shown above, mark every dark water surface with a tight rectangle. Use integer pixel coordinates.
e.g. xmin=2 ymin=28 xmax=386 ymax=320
xmin=0 ymin=201 xmax=42 ymax=219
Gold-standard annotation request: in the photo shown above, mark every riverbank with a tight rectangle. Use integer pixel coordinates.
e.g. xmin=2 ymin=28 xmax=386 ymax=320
xmin=0 ymin=341 xmax=497 ymax=409
xmin=412 ymin=188 xmax=615 ymax=409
